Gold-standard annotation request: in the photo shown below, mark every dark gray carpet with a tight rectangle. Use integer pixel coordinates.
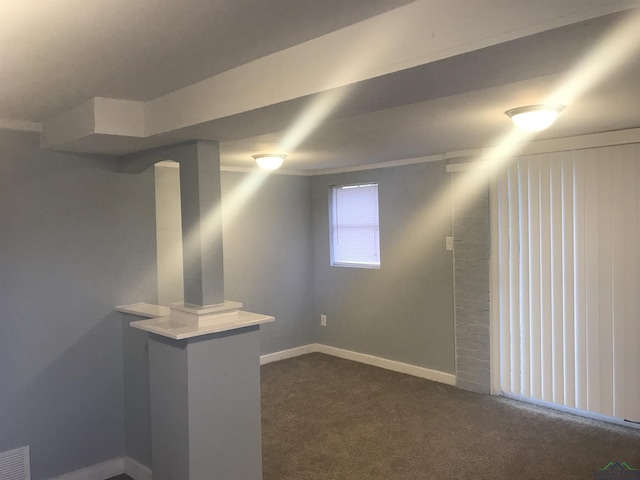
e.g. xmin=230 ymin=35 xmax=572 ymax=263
xmin=261 ymin=353 xmax=640 ymax=480
xmin=109 ymin=352 xmax=640 ymax=479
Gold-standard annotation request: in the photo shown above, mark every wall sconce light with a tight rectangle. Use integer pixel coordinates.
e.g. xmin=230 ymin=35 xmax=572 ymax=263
xmin=505 ymin=104 xmax=565 ymax=132
xmin=252 ymin=154 xmax=286 ymax=170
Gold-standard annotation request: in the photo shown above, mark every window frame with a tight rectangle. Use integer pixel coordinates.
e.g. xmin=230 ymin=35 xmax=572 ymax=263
xmin=329 ymin=182 xmax=381 ymax=269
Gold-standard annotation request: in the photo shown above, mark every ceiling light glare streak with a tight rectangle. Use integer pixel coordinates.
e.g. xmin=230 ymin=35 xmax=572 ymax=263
xmin=547 ymin=7 xmax=640 ymax=107
xmin=182 ymin=171 xmax=270 ymax=261
xmin=276 ymin=19 xmax=403 ymax=155
xmin=388 ymin=128 xmax=535 ymax=275
xmin=277 ymin=88 xmax=350 ymax=154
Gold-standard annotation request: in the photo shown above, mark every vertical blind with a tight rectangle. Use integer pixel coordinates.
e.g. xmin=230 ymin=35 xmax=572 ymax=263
xmin=330 ymin=183 xmax=380 ymax=267
xmin=496 ymin=144 xmax=640 ymax=421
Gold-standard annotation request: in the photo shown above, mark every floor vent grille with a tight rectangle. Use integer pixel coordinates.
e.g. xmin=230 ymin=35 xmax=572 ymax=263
xmin=0 ymin=446 xmax=31 ymax=480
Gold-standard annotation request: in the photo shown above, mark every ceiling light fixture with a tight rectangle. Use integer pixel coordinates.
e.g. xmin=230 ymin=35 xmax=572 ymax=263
xmin=253 ymin=154 xmax=286 ymax=170
xmin=505 ymin=104 xmax=565 ymax=132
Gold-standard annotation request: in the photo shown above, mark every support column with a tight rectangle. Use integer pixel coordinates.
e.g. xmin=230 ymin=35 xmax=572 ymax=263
xmin=178 ymin=141 xmax=224 ymax=307
xmin=149 ymin=328 xmax=263 ymax=480
xmin=118 ymin=140 xmax=274 ymax=480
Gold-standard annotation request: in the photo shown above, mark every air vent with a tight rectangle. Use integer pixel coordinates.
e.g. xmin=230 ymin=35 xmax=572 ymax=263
xmin=0 ymin=446 xmax=31 ymax=480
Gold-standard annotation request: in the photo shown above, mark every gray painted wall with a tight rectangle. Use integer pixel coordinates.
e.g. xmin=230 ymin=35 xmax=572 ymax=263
xmin=0 ymin=130 xmax=157 ymax=479
xmin=311 ymin=161 xmax=456 ymax=373
xmin=221 ymin=172 xmax=315 ymax=355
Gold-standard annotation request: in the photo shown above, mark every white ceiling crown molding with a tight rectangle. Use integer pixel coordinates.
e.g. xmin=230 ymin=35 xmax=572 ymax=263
xmin=0 ymin=118 xmax=42 ymax=133
xmin=312 ymin=154 xmax=444 ymax=176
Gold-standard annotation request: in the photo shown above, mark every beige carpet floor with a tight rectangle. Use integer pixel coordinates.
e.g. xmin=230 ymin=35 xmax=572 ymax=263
xmin=261 ymin=353 xmax=640 ymax=480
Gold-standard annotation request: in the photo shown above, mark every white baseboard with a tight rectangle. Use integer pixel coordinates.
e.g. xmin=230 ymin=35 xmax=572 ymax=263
xmin=124 ymin=456 xmax=153 ymax=480
xmin=50 ymin=456 xmax=152 ymax=480
xmin=261 ymin=343 xmax=456 ymax=386
xmin=260 ymin=343 xmax=319 ymax=365
xmin=50 ymin=457 xmax=123 ymax=480
xmin=317 ymin=344 xmax=457 ymax=386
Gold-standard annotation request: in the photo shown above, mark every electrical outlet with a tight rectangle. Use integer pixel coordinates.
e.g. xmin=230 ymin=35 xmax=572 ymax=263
xmin=320 ymin=314 xmax=327 ymax=327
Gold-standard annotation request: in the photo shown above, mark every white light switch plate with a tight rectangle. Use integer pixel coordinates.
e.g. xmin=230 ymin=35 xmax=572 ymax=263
xmin=446 ymin=236 xmax=454 ymax=251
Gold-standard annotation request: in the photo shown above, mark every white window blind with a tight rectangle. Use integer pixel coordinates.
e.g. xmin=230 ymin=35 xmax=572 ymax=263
xmin=330 ymin=183 xmax=380 ymax=268
xmin=495 ymin=144 xmax=640 ymax=422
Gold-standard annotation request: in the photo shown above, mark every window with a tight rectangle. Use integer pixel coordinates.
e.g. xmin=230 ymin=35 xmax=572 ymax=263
xmin=330 ymin=183 xmax=380 ymax=268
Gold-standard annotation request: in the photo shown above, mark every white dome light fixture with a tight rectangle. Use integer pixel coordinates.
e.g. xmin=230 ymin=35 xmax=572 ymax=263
xmin=253 ymin=153 xmax=286 ymax=170
xmin=505 ymin=104 xmax=565 ymax=132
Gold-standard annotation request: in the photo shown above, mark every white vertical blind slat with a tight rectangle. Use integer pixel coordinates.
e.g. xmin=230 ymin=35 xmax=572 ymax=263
xmin=508 ymin=162 xmax=521 ymax=395
xmin=528 ymin=157 xmax=542 ymax=400
xmin=583 ymin=150 xmax=601 ymax=414
xmin=518 ymin=159 xmax=531 ymax=398
xmin=573 ymin=154 xmax=588 ymax=411
xmin=498 ymin=166 xmax=511 ymax=394
xmin=550 ymin=152 xmax=565 ymax=405
xmin=539 ymin=154 xmax=554 ymax=403
xmin=611 ymin=147 xmax=627 ymax=418
xmin=597 ymin=147 xmax=614 ymax=417
xmin=497 ymin=144 xmax=640 ymax=422
xmin=560 ymin=152 xmax=576 ymax=408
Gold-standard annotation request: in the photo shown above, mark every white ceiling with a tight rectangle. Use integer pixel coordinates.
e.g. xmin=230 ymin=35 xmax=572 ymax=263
xmin=2 ymin=0 xmax=640 ymax=172
xmin=0 ymin=0 xmax=413 ymax=120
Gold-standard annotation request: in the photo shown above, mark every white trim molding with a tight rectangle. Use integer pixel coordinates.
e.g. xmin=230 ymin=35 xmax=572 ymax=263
xmin=313 ymin=154 xmax=444 ymax=176
xmin=260 ymin=344 xmax=320 ymax=365
xmin=316 ymin=345 xmax=457 ymax=386
xmin=0 ymin=118 xmax=42 ymax=133
xmin=124 ymin=456 xmax=153 ymax=480
xmin=48 ymin=456 xmax=152 ymax=480
xmin=225 ymin=127 xmax=640 ymax=177
xmin=263 ymin=344 xmax=457 ymax=386
xmin=49 ymin=458 xmax=123 ymax=480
